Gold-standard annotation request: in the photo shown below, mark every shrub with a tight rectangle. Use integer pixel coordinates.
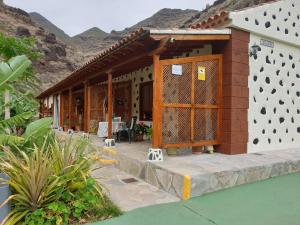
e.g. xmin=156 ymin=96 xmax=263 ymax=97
xmin=0 ymin=137 xmax=121 ymax=225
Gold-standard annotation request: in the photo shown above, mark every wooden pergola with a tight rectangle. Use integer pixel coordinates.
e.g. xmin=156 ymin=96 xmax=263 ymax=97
xmin=38 ymin=28 xmax=230 ymax=149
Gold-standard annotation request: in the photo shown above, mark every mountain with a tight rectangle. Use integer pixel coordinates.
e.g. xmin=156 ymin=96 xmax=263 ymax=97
xmin=72 ymin=27 xmax=109 ymax=55
xmin=132 ymin=8 xmax=199 ymax=29
xmin=1 ymin=0 xmax=274 ymax=93
xmin=29 ymin=12 xmax=72 ymax=44
xmin=103 ymin=8 xmax=199 ymax=41
xmin=0 ymin=4 xmax=83 ymax=91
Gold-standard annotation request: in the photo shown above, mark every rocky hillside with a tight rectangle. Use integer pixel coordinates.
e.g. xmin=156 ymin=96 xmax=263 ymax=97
xmin=30 ymin=12 xmax=72 ymax=45
xmin=30 ymin=8 xmax=200 ymax=59
xmin=30 ymin=13 xmax=109 ymax=55
xmin=71 ymin=27 xmax=109 ymax=56
xmin=103 ymin=8 xmax=199 ymax=41
xmin=0 ymin=4 xmax=83 ymax=91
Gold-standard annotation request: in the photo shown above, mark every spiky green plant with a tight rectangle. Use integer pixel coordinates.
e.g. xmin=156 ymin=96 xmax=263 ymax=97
xmin=0 ymin=145 xmax=63 ymax=225
xmin=0 ymin=137 xmax=105 ymax=225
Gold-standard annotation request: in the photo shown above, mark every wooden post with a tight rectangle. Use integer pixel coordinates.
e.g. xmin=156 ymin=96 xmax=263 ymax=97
xmin=68 ymin=88 xmax=72 ymax=129
xmin=39 ymin=99 xmax=43 ymax=118
xmin=152 ymin=54 xmax=162 ymax=148
xmin=83 ymin=81 xmax=89 ymax=132
xmin=107 ymin=72 xmax=113 ymax=139
xmin=47 ymin=97 xmax=50 ymax=117
xmin=59 ymin=93 xmax=63 ymax=127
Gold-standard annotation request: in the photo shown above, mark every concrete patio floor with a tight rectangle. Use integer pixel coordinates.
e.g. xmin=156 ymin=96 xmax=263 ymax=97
xmin=92 ymin=172 xmax=300 ymax=225
xmin=57 ymin=131 xmax=300 ymax=202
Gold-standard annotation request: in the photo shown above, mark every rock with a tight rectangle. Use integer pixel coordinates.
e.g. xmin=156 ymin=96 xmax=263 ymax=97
xmin=45 ymin=33 xmax=56 ymax=44
xmin=35 ymin=27 xmax=45 ymax=36
xmin=43 ymin=48 xmax=58 ymax=61
xmin=49 ymin=44 xmax=66 ymax=57
xmin=16 ymin=26 xmax=31 ymax=37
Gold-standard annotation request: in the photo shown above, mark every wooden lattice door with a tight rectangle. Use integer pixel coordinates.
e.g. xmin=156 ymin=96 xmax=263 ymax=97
xmin=159 ymin=55 xmax=222 ymax=148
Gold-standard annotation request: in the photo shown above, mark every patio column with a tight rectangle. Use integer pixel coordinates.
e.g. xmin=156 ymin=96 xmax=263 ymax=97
xmin=83 ymin=81 xmax=89 ymax=132
xmin=152 ymin=54 xmax=162 ymax=148
xmin=107 ymin=71 xmax=113 ymax=139
xmin=47 ymin=97 xmax=49 ymax=117
xmin=68 ymin=88 xmax=72 ymax=129
xmin=59 ymin=92 xmax=63 ymax=127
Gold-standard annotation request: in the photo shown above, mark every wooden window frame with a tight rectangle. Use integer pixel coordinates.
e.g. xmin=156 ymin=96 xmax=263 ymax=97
xmin=139 ymin=81 xmax=153 ymax=121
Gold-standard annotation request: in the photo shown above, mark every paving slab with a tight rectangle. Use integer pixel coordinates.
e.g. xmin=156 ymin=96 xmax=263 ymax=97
xmin=92 ymin=166 xmax=179 ymax=211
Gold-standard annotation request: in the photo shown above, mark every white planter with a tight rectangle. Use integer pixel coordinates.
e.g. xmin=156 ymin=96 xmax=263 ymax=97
xmin=0 ymin=174 xmax=10 ymax=223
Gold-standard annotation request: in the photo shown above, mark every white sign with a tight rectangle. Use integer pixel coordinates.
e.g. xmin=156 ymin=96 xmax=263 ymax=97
xmin=172 ymin=64 xmax=182 ymax=76
xmin=260 ymin=39 xmax=274 ymax=48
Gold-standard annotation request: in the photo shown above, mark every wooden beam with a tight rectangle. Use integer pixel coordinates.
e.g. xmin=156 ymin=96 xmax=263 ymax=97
xmin=107 ymin=72 xmax=113 ymax=139
xmin=150 ymin=34 xmax=230 ymax=41
xmin=152 ymin=54 xmax=162 ymax=148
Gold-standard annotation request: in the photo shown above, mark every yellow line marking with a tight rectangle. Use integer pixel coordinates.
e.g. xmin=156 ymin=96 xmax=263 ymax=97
xmin=97 ymin=158 xmax=117 ymax=165
xmin=182 ymin=175 xmax=191 ymax=200
xmin=102 ymin=147 xmax=117 ymax=155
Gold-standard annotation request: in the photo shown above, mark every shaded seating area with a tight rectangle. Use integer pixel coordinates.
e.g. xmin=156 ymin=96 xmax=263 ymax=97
xmin=38 ymin=28 xmax=228 ymax=153
xmin=116 ymin=116 xmax=137 ymax=143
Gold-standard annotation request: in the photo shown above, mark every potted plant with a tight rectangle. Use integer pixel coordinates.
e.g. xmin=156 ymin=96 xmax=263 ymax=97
xmin=63 ymin=119 xmax=69 ymax=132
xmin=134 ymin=122 xmax=149 ymax=142
xmin=145 ymin=127 xmax=153 ymax=141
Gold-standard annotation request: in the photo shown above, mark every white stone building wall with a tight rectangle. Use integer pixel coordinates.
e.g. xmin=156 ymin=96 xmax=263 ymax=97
xmin=229 ymin=0 xmax=300 ymax=152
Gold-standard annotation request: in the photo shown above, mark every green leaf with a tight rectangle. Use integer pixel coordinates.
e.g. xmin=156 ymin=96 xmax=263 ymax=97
xmin=0 ymin=112 xmax=34 ymax=132
xmin=0 ymin=134 xmax=24 ymax=146
xmin=23 ymin=118 xmax=52 ymax=140
xmin=0 ymin=55 xmax=31 ymax=90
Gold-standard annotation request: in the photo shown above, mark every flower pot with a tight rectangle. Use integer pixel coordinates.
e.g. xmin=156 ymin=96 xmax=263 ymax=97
xmin=75 ymin=125 xmax=81 ymax=132
xmin=135 ymin=134 xmax=144 ymax=142
xmin=63 ymin=126 xmax=68 ymax=132
xmin=0 ymin=174 xmax=10 ymax=223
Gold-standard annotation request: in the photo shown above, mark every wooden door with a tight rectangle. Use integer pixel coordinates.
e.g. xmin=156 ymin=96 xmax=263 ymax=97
xmin=159 ymin=54 xmax=222 ymax=148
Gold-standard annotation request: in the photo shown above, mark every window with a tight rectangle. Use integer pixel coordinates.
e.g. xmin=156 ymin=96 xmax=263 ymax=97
xmin=139 ymin=81 xmax=153 ymax=120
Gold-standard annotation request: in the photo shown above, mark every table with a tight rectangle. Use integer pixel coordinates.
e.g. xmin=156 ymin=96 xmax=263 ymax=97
xmin=97 ymin=121 xmax=126 ymax=138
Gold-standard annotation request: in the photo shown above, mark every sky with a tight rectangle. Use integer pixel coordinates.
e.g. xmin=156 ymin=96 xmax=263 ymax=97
xmin=4 ymin=0 xmax=215 ymax=37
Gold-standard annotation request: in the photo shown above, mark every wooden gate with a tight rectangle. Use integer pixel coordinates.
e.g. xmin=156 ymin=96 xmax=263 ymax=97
xmin=159 ymin=54 xmax=222 ymax=148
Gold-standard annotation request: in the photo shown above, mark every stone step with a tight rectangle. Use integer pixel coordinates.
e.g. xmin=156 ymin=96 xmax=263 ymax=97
xmin=92 ymin=166 xmax=179 ymax=211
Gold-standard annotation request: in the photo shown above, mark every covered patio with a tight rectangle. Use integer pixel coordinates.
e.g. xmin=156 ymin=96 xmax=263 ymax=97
xmin=38 ymin=28 xmax=230 ymax=151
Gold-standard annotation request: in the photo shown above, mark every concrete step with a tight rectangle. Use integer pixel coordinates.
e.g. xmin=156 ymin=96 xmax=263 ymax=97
xmin=92 ymin=166 xmax=180 ymax=211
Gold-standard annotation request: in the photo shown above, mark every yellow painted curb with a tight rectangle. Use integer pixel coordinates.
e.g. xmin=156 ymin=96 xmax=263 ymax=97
xmin=102 ymin=147 xmax=117 ymax=156
xmin=182 ymin=175 xmax=191 ymax=200
xmin=97 ymin=158 xmax=117 ymax=165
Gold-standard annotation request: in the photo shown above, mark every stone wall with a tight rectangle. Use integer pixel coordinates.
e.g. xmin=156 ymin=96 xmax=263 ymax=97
xmin=213 ymin=28 xmax=250 ymax=155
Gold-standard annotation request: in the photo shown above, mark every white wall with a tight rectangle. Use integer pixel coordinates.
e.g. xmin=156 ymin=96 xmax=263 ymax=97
xmin=229 ymin=0 xmax=300 ymax=152
xmin=248 ymin=33 xmax=300 ymax=152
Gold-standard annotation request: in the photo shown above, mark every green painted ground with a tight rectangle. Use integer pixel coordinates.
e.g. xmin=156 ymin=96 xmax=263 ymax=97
xmin=92 ymin=172 xmax=300 ymax=225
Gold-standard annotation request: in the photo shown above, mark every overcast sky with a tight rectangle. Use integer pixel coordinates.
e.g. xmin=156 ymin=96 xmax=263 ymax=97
xmin=4 ymin=0 xmax=215 ymax=37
